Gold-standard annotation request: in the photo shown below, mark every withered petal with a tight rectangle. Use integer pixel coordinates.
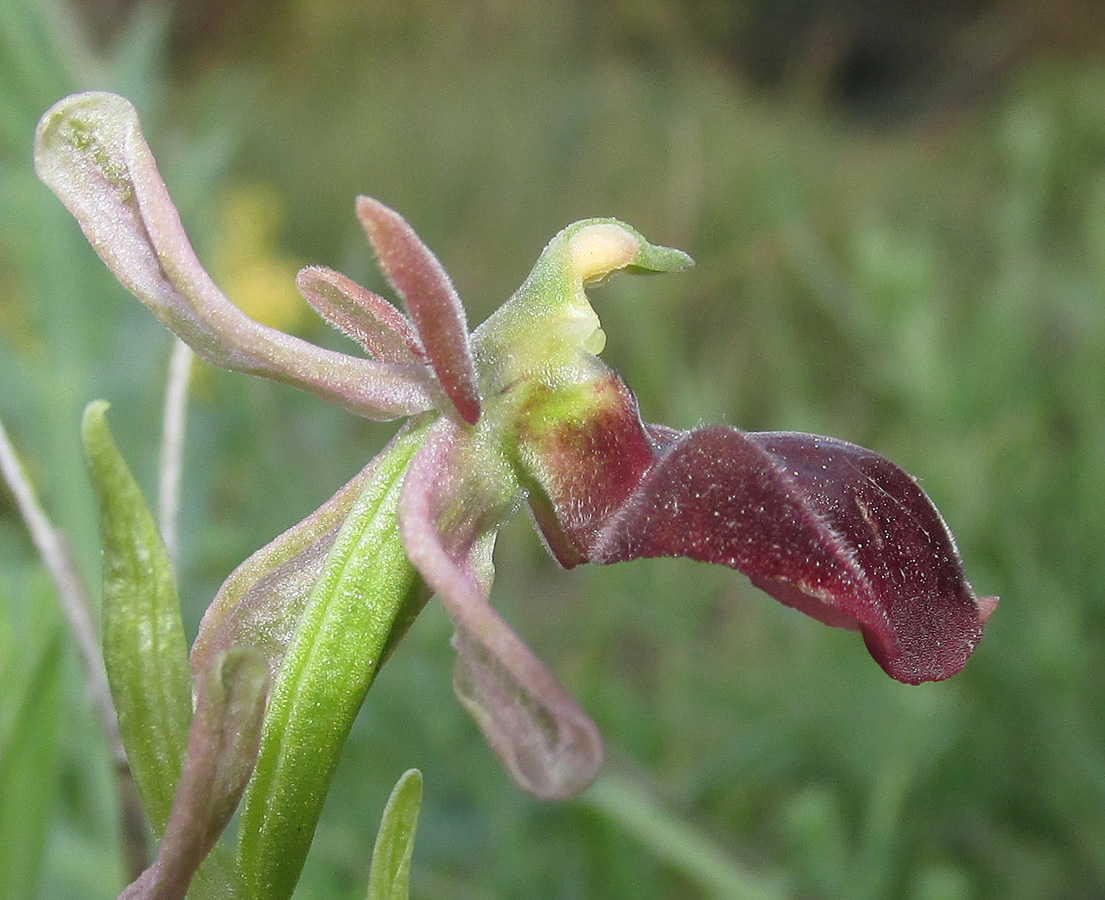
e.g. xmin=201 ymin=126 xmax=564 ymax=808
xmin=119 ymin=650 xmax=269 ymax=900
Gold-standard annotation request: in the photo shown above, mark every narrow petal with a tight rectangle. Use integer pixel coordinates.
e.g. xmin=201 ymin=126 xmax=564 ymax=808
xmin=589 ymin=427 xmax=995 ymax=684
xmin=296 ymin=265 xmax=426 ymax=365
xmin=34 ymin=93 xmax=432 ymax=420
xmin=357 ymin=196 xmax=481 ymax=424
xmin=398 ymin=417 xmax=602 ymax=798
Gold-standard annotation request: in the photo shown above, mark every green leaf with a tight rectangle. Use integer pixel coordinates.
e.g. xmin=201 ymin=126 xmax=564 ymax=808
xmin=366 ymin=770 xmax=423 ymax=900
xmin=236 ymin=420 xmax=430 ymax=900
xmin=0 ymin=632 xmax=62 ymax=900
xmin=82 ymin=399 xmax=192 ymax=834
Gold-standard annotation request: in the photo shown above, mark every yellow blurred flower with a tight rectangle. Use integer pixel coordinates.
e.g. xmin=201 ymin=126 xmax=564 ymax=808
xmin=0 ymin=260 xmax=40 ymax=356
xmin=210 ymin=184 xmax=309 ymax=333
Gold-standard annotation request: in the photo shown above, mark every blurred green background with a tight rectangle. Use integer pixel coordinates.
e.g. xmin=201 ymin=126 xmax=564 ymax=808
xmin=3 ymin=1 xmax=1105 ymax=898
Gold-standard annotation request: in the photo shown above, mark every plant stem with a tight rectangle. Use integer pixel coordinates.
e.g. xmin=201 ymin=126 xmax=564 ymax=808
xmin=582 ymin=770 xmax=791 ymax=900
xmin=159 ymin=339 xmax=194 ymax=569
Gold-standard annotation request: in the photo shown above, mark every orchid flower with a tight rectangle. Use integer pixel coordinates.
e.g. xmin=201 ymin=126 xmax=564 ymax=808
xmin=35 ymin=92 xmax=995 ymax=900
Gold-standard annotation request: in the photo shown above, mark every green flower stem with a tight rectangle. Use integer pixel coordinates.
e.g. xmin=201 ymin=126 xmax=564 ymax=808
xmin=582 ymin=772 xmax=791 ymax=900
xmin=236 ymin=420 xmax=432 ymax=900
xmin=158 ymin=339 xmax=194 ymax=568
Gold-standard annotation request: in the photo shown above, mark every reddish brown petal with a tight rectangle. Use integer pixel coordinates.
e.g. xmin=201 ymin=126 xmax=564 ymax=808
xmin=515 ymin=369 xmax=993 ymax=683
xmin=588 ymin=427 xmax=994 ymax=684
xmin=357 ymin=197 xmax=481 ymax=424
xmin=296 ymin=266 xmax=425 ymax=364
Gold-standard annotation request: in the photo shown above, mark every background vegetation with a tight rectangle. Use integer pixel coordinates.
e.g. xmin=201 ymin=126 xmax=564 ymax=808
xmin=3 ymin=1 xmax=1104 ymax=898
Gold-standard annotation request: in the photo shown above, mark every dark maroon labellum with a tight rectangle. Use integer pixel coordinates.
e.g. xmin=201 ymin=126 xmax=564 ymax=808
xmin=520 ymin=376 xmax=995 ymax=684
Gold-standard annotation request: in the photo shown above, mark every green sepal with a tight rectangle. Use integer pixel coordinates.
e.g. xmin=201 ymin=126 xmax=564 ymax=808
xmin=82 ymin=400 xmax=192 ymax=834
xmin=236 ymin=420 xmax=430 ymax=900
xmin=365 ymin=769 xmax=423 ymax=900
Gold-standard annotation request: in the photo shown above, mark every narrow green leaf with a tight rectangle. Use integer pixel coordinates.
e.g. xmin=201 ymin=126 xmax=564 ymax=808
xmin=237 ymin=421 xmax=430 ymax=900
xmin=82 ymin=400 xmax=192 ymax=833
xmin=0 ymin=633 xmax=62 ymax=900
xmin=366 ymin=770 xmax=423 ymax=900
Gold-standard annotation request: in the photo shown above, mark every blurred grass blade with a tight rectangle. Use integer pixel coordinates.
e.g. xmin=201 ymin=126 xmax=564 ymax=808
xmin=82 ymin=399 xmax=192 ymax=833
xmin=583 ymin=772 xmax=791 ymax=900
xmin=366 ymin=770 xmax=423 ymax=900
xmin=0 ymin=633 xmax=62 ymax=900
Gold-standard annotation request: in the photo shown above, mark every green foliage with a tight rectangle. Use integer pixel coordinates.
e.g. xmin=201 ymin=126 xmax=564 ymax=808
xmin=83 ymin=400 xmax=192 ymax=834
xmin=365 ymin=770 xmax=423 ymax=900
xmin=583 ymin=772 xmax=791 ymax=900
xmin=237 ymin=424 xmax=427 ymax=900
